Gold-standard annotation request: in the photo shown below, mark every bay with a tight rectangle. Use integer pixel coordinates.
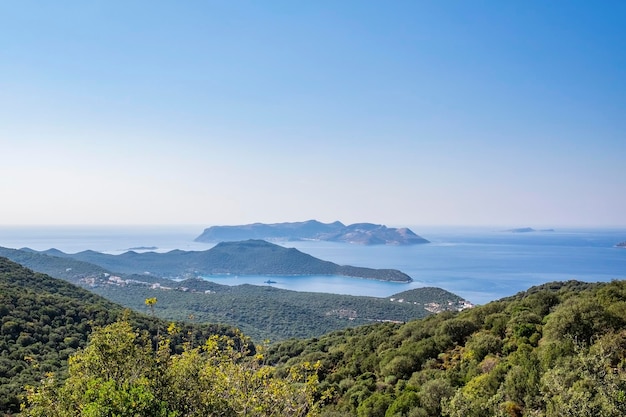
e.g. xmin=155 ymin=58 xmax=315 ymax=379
xmin=0 ymin=225 xmax=624 ymax=305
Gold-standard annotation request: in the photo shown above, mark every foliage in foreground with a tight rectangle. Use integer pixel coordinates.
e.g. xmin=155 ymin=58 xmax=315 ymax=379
xmin=0 ymin=257 xmax=246 ymax=415
xmin=23 ymin=319 xmax=321 ymax=417
xmin=268 ymin=280 xmax=626 ymax=416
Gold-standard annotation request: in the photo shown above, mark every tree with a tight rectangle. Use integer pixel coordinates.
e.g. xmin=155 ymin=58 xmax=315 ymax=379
xmin=23 ymin=320 xmax=166 ymax=417
xmin=23 ymin=320 xmax=320 ymax=417
xmin=145 ymin=297 xmax=157 ymax=317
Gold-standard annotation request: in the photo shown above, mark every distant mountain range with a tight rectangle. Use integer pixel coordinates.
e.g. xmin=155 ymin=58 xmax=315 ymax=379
xmin=194 ymin=220 xmax=430 ymax=245
xmin=14 ymin=239 xmax=412 ymax=282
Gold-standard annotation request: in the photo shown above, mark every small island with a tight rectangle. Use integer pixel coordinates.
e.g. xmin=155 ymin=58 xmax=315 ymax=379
xmin=504 ymin=227 xmax=555 ymax=233
xmin=195 ymin=220 xmax=429 ymax=245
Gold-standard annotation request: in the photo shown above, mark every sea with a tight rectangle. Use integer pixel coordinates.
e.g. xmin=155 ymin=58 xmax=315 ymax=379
xmin=0 ymin=225 xmax=624 ymax=305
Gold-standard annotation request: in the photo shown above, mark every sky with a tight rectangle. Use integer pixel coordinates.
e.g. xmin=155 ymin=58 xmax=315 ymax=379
xmin=0 ymin=1 xmax=624 ymax=227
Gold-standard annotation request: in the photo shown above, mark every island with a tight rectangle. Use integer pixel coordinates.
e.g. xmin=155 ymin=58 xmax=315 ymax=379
xmin=504 ymin=227 xmax=555 ymax=233
xmin=14 ymin=239 xmax=413 ymax=282
xmin=127 ymin=246 xmax=158 ymax=251
xmin=194 ymin=220 xmax=429 ymax=245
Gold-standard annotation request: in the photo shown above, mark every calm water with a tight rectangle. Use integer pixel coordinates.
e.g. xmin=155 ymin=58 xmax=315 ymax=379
xmin=0 ymin=225 xmax=624 ymax=305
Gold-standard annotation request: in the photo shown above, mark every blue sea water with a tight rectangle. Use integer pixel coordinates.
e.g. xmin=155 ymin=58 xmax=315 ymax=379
xmin=0 ymin=225 xmax=624 ymax=305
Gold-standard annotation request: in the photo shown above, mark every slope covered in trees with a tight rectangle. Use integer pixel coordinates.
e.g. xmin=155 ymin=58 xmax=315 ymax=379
xmin=23 ymin=320 xmax=319 ymax=417
xmin=267 ymin=280 xmax=626 ymax=416
xmin=0 ymin=246 xmax=468 ymax=342
xmin=93 ymin=280 xmax=466 ymax=342
xmin=0 ymin=257 xmax=247 ymax=415
xmin=4 ymin=251 xmax=626 ymax=416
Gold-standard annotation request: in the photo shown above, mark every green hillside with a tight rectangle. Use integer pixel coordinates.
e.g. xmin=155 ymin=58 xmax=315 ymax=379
xmin=0 ymin=257 xmax=247 ymax=415
xmin=267 ymin=280 xmax=626 ymax=416
xmin=4 ymin=251 xmax=626 ymax=416
xmin=0 ymin=246 xmax=468 ymax=342
xmin=92 ymin=279 xmax=466 ymax=342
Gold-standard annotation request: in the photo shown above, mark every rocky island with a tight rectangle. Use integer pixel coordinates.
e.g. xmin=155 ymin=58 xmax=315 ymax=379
xmin=194 ymin=220 xmax=429 ymax=245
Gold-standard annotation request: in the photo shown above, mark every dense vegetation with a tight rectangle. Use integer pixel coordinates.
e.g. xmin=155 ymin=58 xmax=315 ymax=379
xmin=6 ymin=249 xmax=626 ymax=416
xmin=0 ymin=246 xmax=465 ymax=342
xmin=93 ymin=282 xmax=464 ymax=342
xmin=0 ymin=258 xmax=248 ymax=415
xmin=23 ymin=320 xmax=319 ymax=417
xmin=267 ymin=280 xmax=626 ymax=416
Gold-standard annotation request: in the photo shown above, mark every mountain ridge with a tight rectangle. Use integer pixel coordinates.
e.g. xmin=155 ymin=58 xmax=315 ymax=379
xmin=24 ymin=239 xmax=413 ymax=282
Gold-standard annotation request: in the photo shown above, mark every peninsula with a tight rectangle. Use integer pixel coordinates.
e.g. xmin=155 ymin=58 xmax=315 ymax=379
xmin=194 ymin=220 xmax=429 ymax=245
xmin=15 ymin=239 xmax=413 ymax=282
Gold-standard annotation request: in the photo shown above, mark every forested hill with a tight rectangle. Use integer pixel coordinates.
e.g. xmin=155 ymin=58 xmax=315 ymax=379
xmin=4 ymin=252 xmax=625 ymax=416
xmin=0 ymin=257 xmax=247 ymax=415
xmin=267 ymin=279 xmax=626 ymax=416
xmin=0 ymin=245 xmax=469 ymax=342
xmin=23 ymin=239 xmax=412 ymax=282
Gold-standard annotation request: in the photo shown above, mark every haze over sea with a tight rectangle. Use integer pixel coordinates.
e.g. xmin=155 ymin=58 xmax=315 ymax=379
xmin=0 ymin=226 xmax=624 ymax=305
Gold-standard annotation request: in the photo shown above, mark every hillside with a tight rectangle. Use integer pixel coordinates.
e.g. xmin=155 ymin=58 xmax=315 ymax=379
xmin=267 ymin=279 xmax=626 ymax=416
xmin=5 ymin=251 xmax=625 ymax=416
xmin=195 ymin=220 xmax=430 ymax=245
xmin=21 ymin=239 xmax=413 ymax=282
xmin=0 ymin=246 xmax=468 ymax=342
xmin=0 ymin=257 xmax=247 ymax=415
xmin=92 ymin=279 xmax=469 ymax=341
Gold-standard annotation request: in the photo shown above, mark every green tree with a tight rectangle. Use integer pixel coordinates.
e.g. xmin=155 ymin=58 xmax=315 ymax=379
xmin=23 ymin=320 xmax=320 ymax=417
xmin=357 ymin=392 xmax=393 ymax=417
xmin=24 ymin=320 xmax=167 ymax=417
xmin=541 ymin=332 xmax=626 ymax=417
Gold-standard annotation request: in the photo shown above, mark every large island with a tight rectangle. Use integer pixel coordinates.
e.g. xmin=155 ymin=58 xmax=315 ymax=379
xmin=194 ymin=220 xmax=429 ymax=245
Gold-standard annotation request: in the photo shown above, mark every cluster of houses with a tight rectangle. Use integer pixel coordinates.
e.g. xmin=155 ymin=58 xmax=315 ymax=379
xmin=79 ymin=272 xmax=215 ymax=294
xmin=388 ymin=297 xmax=474 ymax=313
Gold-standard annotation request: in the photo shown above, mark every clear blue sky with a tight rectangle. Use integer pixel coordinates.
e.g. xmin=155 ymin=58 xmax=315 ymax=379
xmin=1 ymin=1 xmax=624 ymax=227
